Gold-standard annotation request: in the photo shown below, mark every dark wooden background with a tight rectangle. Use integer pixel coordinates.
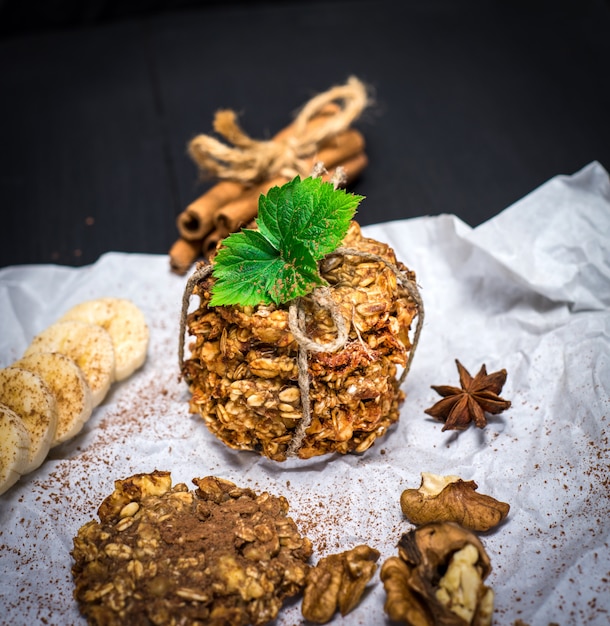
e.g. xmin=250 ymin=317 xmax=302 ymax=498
xmin=1 ymin=0 xmax=609 ymax=268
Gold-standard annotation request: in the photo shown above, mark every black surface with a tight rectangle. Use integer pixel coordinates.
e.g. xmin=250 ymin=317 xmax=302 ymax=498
xmin=1 ymin=0 xmax=609 ymax=268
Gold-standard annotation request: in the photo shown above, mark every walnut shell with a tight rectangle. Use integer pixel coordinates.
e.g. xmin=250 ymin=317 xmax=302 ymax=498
xmin=381 ymin=522 xmax=494 ymax=626
xmin=301 ymin=544 xmax=380 ymax=623
xmin=400 ymin=473 xmax=510 ymax=532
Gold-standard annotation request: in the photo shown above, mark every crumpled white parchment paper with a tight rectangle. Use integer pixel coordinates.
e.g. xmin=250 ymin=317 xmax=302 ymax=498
xmin=1 ymin=161 xmax=609 ymax=626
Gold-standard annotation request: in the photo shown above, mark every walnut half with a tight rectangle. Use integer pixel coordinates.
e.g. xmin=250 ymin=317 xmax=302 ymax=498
xmin=400 ymin=472 xmax=510 ymax=532
xmin=301 ymin=544 xmax=380 ymax=623
xmin=380 ymin=522 xmax=494 ymax=626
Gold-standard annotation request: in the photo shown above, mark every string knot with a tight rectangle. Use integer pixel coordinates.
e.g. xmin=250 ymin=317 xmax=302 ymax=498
xmin=188 ymin=76 xmax=369 ymax=184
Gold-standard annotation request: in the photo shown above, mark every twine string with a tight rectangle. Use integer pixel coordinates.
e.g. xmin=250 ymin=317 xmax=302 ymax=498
xmin=178 ymin=262 xmax=213 ymax=379
xmin=285 ymin=286 xmax=349 ymax=457
xmin=187 ymin=76 xmax=369 ymax=184
xmin=284 ymin=248 xmax=424 ymax=456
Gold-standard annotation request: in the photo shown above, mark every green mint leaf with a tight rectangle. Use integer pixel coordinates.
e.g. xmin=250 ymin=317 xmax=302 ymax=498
xmin=258 ymin=176 xmax=363 ymax=261
xmin=210 ymin=176 xmax=364 ymax=306
xmin=254 ymin=182 xmax=285 ymax=249
xmin=209 ymin=228 xmax=324 ymax=306
xmin=267 ymin=240 xmax=325 ymax=304
xmin=209 ymin=230 xmax=280 ymax=306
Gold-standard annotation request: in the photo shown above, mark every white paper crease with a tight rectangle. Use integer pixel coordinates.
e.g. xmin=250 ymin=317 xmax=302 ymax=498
xmin=1 ymin=161 xmax=608 ymax=625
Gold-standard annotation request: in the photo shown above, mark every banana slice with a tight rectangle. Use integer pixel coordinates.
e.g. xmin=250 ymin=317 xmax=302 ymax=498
xmin=59 ymin=298 xmax=149 ymax=381
xmin=0 ymin=402 xmax=31 ymax=495
xmin=0 ymin=367 xmax=58 ymax=474
xmin=14 ymin=352 xmax=94 ymax=446
xmin=23 ymin=320 xmax=115 ymax=407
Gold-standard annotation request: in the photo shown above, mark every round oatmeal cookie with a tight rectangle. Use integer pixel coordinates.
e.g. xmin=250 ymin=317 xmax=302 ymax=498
xmin=71 ymin=471 xmax=313 ymax=626
xmin=182 ymin=221 xmax=422 ymax=461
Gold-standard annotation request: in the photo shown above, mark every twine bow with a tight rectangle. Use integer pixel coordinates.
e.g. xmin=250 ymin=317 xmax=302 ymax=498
xmin=187 ymin=76 xmax=369 ymax=184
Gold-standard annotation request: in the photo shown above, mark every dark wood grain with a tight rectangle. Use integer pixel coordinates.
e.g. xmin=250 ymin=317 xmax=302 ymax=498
xmin=1 ymin=0 xmax=609 ymax=268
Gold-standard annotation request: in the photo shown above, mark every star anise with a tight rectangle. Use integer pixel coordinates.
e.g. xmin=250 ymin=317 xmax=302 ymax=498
xmin=424 ymin=359 xmax=511 ymax=431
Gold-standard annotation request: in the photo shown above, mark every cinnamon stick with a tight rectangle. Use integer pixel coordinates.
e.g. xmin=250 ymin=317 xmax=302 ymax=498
xmin=176 ymin=180 xmax=247 ymax=241
xmin=177 ymin=152 xmax=368 ymax=271
xmin=202 ymin=229 xmax=224 ymax=261
xmin=330 ymin=151 xmax=368 ymax=184
xmin=177 ymin=103 xmax=344 ymax=242
xmin=210 ymin=130 xmax=365 ymax=233
xmin=213 ymin=175 xmax=286 ymax=234
xmin=315 ymin=128 xmax=365 ymax=168
xmin=169 ymin=237 xmax=203 ymax=275
xmin=172 ymin=78 xmax=370 ymax=272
